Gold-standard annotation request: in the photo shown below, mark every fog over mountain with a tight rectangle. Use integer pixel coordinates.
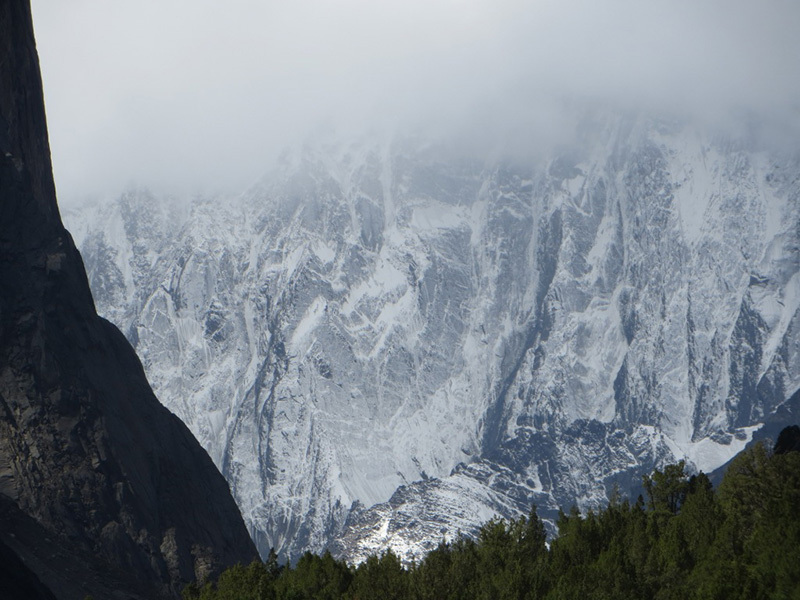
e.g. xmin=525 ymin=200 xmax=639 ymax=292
xmin=65 ymin=119 xmax=800 ymax=562
xmin=30 ymin=0 xmax=800 ymax=566
xmin=32 ymin=0 xmax=800 ymax=204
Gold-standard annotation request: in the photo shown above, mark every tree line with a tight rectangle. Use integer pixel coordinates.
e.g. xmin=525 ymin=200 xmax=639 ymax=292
xmin=184 ymin=426 xmax=800 ymax=600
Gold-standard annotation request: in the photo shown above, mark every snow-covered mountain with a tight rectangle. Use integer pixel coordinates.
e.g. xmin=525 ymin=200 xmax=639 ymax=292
xmin=63 ymin=115 xmax=800 ymax=563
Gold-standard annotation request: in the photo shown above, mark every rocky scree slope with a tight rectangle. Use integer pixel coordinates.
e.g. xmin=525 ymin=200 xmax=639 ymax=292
xmin=66 ymin=120 xmax=800 ymax=564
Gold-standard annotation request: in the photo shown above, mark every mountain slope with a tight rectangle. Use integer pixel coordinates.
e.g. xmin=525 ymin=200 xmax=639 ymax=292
xmin=66 ymin=119 xmax=800 ymax=563
xmin=0 ymin=2 xmax=258 ymax=597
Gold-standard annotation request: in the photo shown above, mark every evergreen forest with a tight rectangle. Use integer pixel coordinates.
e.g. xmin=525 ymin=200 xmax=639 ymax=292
xmin=184 ymin=427 xmax=800 ymax=600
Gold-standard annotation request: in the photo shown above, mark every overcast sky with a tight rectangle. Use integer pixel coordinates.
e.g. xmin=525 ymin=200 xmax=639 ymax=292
xmin=31 ymin=0 xmax=800 ymax=205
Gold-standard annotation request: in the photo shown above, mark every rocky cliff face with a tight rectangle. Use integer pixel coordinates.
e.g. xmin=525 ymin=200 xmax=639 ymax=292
xmin=0 ymin=3 xmax=258 ymax=598
xmin=66 ymin=118 xmax=800 ymax=563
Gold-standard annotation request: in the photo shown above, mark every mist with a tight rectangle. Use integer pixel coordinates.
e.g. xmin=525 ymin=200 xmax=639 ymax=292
xmin=31 ymin=0 xmax=800 ymax=205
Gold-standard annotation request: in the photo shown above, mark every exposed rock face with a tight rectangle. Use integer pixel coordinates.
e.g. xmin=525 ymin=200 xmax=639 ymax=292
xmin=774 ymin=424 xmax=800 ymax=455
xmin=0 ymin=536 xmax=57 ymax=600
xmin=66 ymin=117 xmax=800 ymax=564
xmin=0 ymin=2 xmax=258 ymax=597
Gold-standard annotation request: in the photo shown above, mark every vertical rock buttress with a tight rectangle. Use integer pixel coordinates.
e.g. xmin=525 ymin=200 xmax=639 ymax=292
xmin=0 ymin=2 xmax=258 ymax=598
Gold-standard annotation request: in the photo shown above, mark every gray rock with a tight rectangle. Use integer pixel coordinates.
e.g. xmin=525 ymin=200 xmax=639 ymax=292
xmin=68 ymin=116 xmax=800 ymax=564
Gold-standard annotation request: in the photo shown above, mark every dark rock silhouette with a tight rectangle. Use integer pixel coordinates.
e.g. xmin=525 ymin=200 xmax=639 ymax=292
xmin=0 ymin=2 xmax=258 ymax=598
xmin=0 ymin=536 xmax=57 ymax=600
xmin=773 ymin=425 xmax=800 ymax=455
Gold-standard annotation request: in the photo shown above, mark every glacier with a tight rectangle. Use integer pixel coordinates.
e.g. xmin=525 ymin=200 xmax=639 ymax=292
xmin=64 ymin=115 xmax=800 ymax=563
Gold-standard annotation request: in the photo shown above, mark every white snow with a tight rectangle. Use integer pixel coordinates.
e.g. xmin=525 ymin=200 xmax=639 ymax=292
xmin=410 ymin=202 xmax=468 ymax=231
xmin=665 ymin=131 xmax=717 ymax=246
xmin=665 ymin=424 xmax=762 ymax=474
xmin=312 ymin=239 xmax=336 ymax=264
xmin=64 ymin=122 xmax=799 ymax=564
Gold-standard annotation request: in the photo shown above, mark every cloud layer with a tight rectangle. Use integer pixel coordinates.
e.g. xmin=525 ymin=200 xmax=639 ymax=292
xmin=32 ymin=0 xmax=800 ymax=203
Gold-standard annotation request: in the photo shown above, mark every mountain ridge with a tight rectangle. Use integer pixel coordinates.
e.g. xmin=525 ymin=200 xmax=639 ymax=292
xmin=65 ymin=117 xmax=800 ymax=563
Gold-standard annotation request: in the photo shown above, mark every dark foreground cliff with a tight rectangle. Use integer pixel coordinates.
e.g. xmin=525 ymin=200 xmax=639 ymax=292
xmin=0 ymin=2 xmax=258 ymax=598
